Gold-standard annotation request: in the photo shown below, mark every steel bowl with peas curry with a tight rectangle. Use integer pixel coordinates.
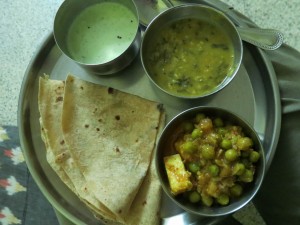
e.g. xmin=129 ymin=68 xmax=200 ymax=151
xmin=156 ymin=107 xmax=265 ymax=216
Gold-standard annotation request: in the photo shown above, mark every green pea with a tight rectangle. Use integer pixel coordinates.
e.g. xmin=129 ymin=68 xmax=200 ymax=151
xmin=249 ymin=151 xmax=260 ymax=162
xmin=237 ymin=137 xmax=253 ymax=150
xmin=206 ymin=133 xmax=220 ymax=146
xmin=213 ymin=117 xmax=224 ymax=127
xmin=201 ymin=145 xmax=215 ymax=160
xmin=225 ymin=149 xmax=238 ymax=161
xmin=187 ymin=162 xmax=200 ymax=173
xmin=195 ymin=113 xmax=206 ymax=123
xmin=220 ymin=139 xmax=232 ymax=150
xmin=182 ymin=122 xmax=194 ymax=133
xmin=191 ymin=128 xmax=203 ymax=139
xmin=233 ymin=162 xmax=245 ymax=175
xmin=216 ymin=194 xmax=230 ymax=205
xmin=201 ymin=194 xmax=214 ymax=207
xmin=230 ymin=184 xmax=243 ymax=197
xmin=208 ymin=164 xmax=219 ymax=177
xmin=181 ymin=141 xmax=197 ymax=153
xmin=239 ymin=169 xmax=254 ymax=183
xmin=188 ymin=191 xmax=201 ymax=203
xmin=217 ymin=127 xmax=227 ymax=136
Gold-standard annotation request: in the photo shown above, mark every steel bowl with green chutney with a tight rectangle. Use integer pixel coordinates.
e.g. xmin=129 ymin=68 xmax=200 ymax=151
xmin=54 ymin=0 xmax=141 ymax=75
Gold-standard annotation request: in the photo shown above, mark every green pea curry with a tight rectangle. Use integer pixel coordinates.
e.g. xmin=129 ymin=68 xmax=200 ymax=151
xmin=164 ymin=113 xmax=260 ymax=207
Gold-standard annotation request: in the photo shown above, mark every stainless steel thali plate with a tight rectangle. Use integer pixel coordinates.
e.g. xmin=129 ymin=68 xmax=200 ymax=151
xmin=18 ymin=1 xmax=281 ymax=225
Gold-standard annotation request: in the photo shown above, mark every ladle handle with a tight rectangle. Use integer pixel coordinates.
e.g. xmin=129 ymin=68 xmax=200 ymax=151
xmin=237 ymin=27 xmax=284 ymax=50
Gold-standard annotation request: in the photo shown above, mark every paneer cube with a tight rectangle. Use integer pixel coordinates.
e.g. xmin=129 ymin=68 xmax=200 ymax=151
xmin=164 ymin=154 xmax=193 ymax=195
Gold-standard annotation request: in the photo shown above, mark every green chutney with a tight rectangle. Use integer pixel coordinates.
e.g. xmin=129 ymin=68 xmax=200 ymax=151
xmin=67 ymin=2 xmax=138 ymax=64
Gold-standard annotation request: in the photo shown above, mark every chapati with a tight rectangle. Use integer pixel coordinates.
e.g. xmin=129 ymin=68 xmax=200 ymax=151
xmin=38 ymin=76 xmax=117 ymax=221
xmin=61 ymin=75 xmax=163 ymax=219
xmin=38 ymin=74 xmax=164 ymax=224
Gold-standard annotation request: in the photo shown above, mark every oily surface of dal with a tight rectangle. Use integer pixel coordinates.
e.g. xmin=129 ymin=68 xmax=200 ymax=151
xmin=38 ymin=77 xmax=117 ymax=221
xmin=61 ymin=75 xmax=163 ymax=219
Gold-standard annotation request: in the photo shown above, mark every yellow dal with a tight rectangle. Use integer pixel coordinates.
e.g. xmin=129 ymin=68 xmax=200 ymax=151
xmin=147 ymin=18 xmax=234 ymax=97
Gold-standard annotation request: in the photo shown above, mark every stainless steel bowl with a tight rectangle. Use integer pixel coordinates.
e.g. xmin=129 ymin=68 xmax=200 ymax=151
xmin=141 ymin=4 xmax=243 ymax=98
xmin=155 ymin=106 xmax=265 ymax=217
xmin=54 ymin=0 xmax=141 ymax=75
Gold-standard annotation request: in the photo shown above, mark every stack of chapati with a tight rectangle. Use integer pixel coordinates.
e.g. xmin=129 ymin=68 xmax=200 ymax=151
xmin=38 ymin=74 xmax=165 ymax=224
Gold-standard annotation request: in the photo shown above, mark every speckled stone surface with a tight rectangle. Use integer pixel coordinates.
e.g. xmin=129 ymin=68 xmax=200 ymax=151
xmin=0 ymin=0 xmax=63 ymax=126
xmin=227 ymin=0 xmax=300 ymax=50
xmin=0 ymin=0 xmax=299 ymax=224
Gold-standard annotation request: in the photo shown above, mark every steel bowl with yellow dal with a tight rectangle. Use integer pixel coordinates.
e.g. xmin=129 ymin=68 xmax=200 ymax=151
xmin=141 ymin=5 xmax=243 ymax=98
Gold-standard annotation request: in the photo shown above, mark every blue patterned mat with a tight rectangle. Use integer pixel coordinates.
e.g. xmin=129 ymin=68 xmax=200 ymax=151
xmin=0 ymin=126 xmax=59 ymax=225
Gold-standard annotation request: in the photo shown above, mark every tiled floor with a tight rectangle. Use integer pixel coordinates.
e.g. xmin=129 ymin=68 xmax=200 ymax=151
xmin=1 ymin=0 xmax=299 ymax=224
